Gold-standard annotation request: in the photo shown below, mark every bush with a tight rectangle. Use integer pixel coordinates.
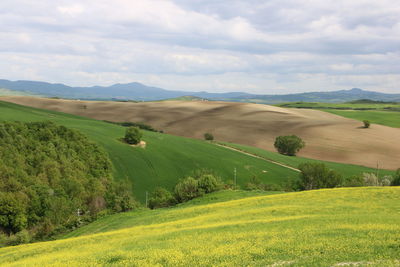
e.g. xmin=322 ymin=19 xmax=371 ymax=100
xmin=381 ymin=176 xmax=393 ymax=186
xmin=8 ymin=230 xmax=31 ymax=246
xmin=297 ymin=162 xmax=343 ymax=190
xmin=174 ymin=177 xmax=203 ymax=203
xmin=148 ymin=187 xmax=176 ymax=209
xmin=204 ymin=133 xmax=214 ymax=141
xmin=391 ymin=169 xmax=400 ymax=186
xmin=245 ymin=176 xmax=262 ymax=191
xmin=198 ymin=174 xmax=221 ymax=193
xmin=363 ymin=173 xmax=379 ymax=186
xmin=363 ymin=120 xmax=370 ymax=128
xmin=274 ymin=135 xmax=305 ymax=156
xmin=124 ymin=126 xmax=142 ymax=145
xmin=343 ymin=175 xmax=364 ymax=187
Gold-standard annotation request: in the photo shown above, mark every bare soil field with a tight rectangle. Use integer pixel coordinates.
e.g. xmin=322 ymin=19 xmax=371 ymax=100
xmin=2 ymin=96 xmax=400 ymax=170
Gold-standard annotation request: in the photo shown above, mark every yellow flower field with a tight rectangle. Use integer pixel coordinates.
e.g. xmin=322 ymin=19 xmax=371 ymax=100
xmin=0 ymin=187 xmax=399 ymax=266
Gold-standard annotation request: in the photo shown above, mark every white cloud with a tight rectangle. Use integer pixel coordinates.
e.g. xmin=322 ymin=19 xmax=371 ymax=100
xmin=0 ymin=0 xmax=399 ymax=93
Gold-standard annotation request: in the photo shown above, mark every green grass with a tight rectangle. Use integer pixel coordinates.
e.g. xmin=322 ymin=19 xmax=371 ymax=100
xmin=277 ymin=101 xmax=400 ymax=110
xmin=0 ymin=101 xmax=298 ymax=202
xmin=323 ymin=109 xmax=400 ymax=128
xmin=0 ymin=187 xmax=399 ymax=266
xmin=277 ymin=101 xmax=400 ymax=128
xmin=63 ymin=190 xmax=283 ymax=238
xmin=1 ymin=100 xmax=395 ymax=202
xmin=0 ymin=88 xmax=41 ymax=97
xmin=218 ymin=142 xmax=395 ymax=177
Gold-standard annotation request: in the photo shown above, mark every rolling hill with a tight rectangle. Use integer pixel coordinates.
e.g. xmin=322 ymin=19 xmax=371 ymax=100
xmin=0 ymin=100 xmax=300 ymax=202
xmin=278 ymin=101 xmax=400 ymax=128
xmin=0 ymin=187 xmax=399 ymax=266
xmin=2 ymin=96 xmax=399 ymax=170
xmin=1 ymin=79 xmax=399 ymax=103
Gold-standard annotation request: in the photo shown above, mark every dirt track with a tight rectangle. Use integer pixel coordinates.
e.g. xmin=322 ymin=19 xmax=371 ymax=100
xmin=1 ymin=96 xmax=400 ymax=170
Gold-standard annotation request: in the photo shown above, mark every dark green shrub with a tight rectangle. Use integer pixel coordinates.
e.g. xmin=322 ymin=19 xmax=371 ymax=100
xmin=245 ymin=176 xmax=262 ymax=190
xmin=274 ymin=135 xmax=305 ymax=156
xmin=148 ymin=187 xmax=176 ymax=209
xmin=297 ymin=162 xmax=343 ymax=190
xmin=363 ymin=120 xmax=370 ymax=128
xmin=198 ymin=174 xmax=221 ymax=193
xmin=0 ymin=192 xmax=27 ymax=234
xmin=174 ymin=177 xmax=203 ymax=203
xmin=344 ymin=175 xmax=364 ymax=187
xmin=124 ymin=126 xmax=142 ymax=145
xmin=8 ymin=230 xmax=31 ymax=246
xmin=204 ymin=133 xmax=214 ymax=141
xmin=391 ymin=169 xmax=400 ymax=186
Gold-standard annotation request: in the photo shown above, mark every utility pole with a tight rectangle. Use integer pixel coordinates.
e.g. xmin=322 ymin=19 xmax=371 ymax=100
xmin=234 ymin=167 xmax=237 ymax=186
xmin=376 ymin=161 xmax=380 ymax=179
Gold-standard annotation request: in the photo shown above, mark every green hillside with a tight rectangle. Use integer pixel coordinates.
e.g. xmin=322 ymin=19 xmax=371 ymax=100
xmin=1 ymin=101 xmax=395 ymax=202
xmin=218 ymin=142 xmax=395 ymax=177
xmin=324 ymin=109 xmax=400 ymax=128
xmin=277 ymin=101 xmax=400 ymax=128
xmin=0 ymin=187 xmax=399 ymax=266
xmin=0 ymin=101 xmax=298 ymax=202
xmin=0 ymin=88 xmax=41 ymax=97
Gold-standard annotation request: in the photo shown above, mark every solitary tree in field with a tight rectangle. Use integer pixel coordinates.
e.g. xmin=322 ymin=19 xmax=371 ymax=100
xmin=274 ymin=135 xmax=305 ymax=156
xmin=363 ymin=120 xmax=370 ymax=128
xmin=204 ymin=133 xmax=214 ymax=141
xmin=124 ymin=126 xmax=142 ymax=145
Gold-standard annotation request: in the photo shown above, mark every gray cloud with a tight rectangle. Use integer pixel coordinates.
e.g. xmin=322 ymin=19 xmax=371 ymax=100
xmin=0 ymin=0 xmax=399 ymax=94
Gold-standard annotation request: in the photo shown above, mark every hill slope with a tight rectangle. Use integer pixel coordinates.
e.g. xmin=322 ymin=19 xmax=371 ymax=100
xmin=0 ymin=187 xmax=399 ymax=266
xmin=0 ymin=100 xmax=300 ymax=202
xmin=2 ymin=96 xmax=399 ymax=170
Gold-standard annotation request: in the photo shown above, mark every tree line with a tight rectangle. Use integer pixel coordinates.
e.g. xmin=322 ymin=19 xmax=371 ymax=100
xmin=0 ymin=121 xmax=135 ymax=246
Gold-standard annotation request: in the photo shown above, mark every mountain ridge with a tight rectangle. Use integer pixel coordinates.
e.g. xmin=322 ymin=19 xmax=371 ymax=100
xmin=0 ymin=79 xmax=399 ymax=103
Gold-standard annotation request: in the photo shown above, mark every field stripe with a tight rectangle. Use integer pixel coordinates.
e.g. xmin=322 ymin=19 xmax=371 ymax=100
xmin=214 ymin=142 xmax=301 ymax=172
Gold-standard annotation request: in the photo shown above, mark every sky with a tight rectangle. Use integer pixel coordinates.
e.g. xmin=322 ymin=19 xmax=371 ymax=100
xmin=0 ymin=0 xmax=399 ymax=94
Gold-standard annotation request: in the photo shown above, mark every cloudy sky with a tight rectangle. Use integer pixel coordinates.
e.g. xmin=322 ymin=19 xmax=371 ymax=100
xmin=0 ymin=0 xmax=399 ymax=94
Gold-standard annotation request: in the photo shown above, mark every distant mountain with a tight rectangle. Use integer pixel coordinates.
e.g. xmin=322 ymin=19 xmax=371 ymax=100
xmin=0 ymin=79 xmax=399 ymax=103
xmin=229 ymin=88 xmax=400 ymax=104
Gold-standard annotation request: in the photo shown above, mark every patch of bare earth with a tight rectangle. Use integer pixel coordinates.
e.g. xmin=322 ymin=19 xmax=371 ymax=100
xmin=130 ymin=140 xmax=146 ymax=148
xmin=2 ymin=96 xmax=400 ymax=170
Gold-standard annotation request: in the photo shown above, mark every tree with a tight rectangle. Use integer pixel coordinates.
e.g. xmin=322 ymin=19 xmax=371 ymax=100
xmin=174 ymin=177 xmax=203 ymax=203
xmin=204 ymin=133 xmax=214 ymax=141
xmin=0 ymin=192 xmax=27 ymax=234
xmin=124 ymin=126 xmax=142 ymax=145
xmin=198 ymin=174 xmax=220 ymax=193
xmin=363 ymin=120 xmax=370 ymax=128
xmin=297 ymin=162 xmax=343 ymax=190
xmin=391 ymin=169 xmax=400 ymax=186
xmin=148 ymin=187 xmax=176 ymax=209
xmin=274 ymin=135 xmax=305 ymax=156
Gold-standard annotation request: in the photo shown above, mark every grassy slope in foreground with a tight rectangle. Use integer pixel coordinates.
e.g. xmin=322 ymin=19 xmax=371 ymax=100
xmin=0 ymin=100 xmax=299 ymax=202
xmin=0 ymin=187 xmax=399 ymax=266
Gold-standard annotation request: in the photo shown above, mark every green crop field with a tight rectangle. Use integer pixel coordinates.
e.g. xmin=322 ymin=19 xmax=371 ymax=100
xmin=0 ymin=101 xmax=395 ymax=202
xmin=0 ymin=187 xmax=399 ymax=266
xmin=278 ymin=101 xmax=400 ymax=110
xmin=218 ymin=142 xmax=395 ymax=178
xmin=0 ymin=101 xmax=299 ymax=202
xmin=277 ymin=101 xmax=400 ymax=128
xmin=323 ymin=109 xmax=400 ymax=128
xmin=0 ymin=88 xmax=41 ymax=97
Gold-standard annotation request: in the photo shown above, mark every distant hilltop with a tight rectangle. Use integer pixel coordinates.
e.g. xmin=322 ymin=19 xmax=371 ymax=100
xmin=0 ymin=79 xmax=399 ymax=103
